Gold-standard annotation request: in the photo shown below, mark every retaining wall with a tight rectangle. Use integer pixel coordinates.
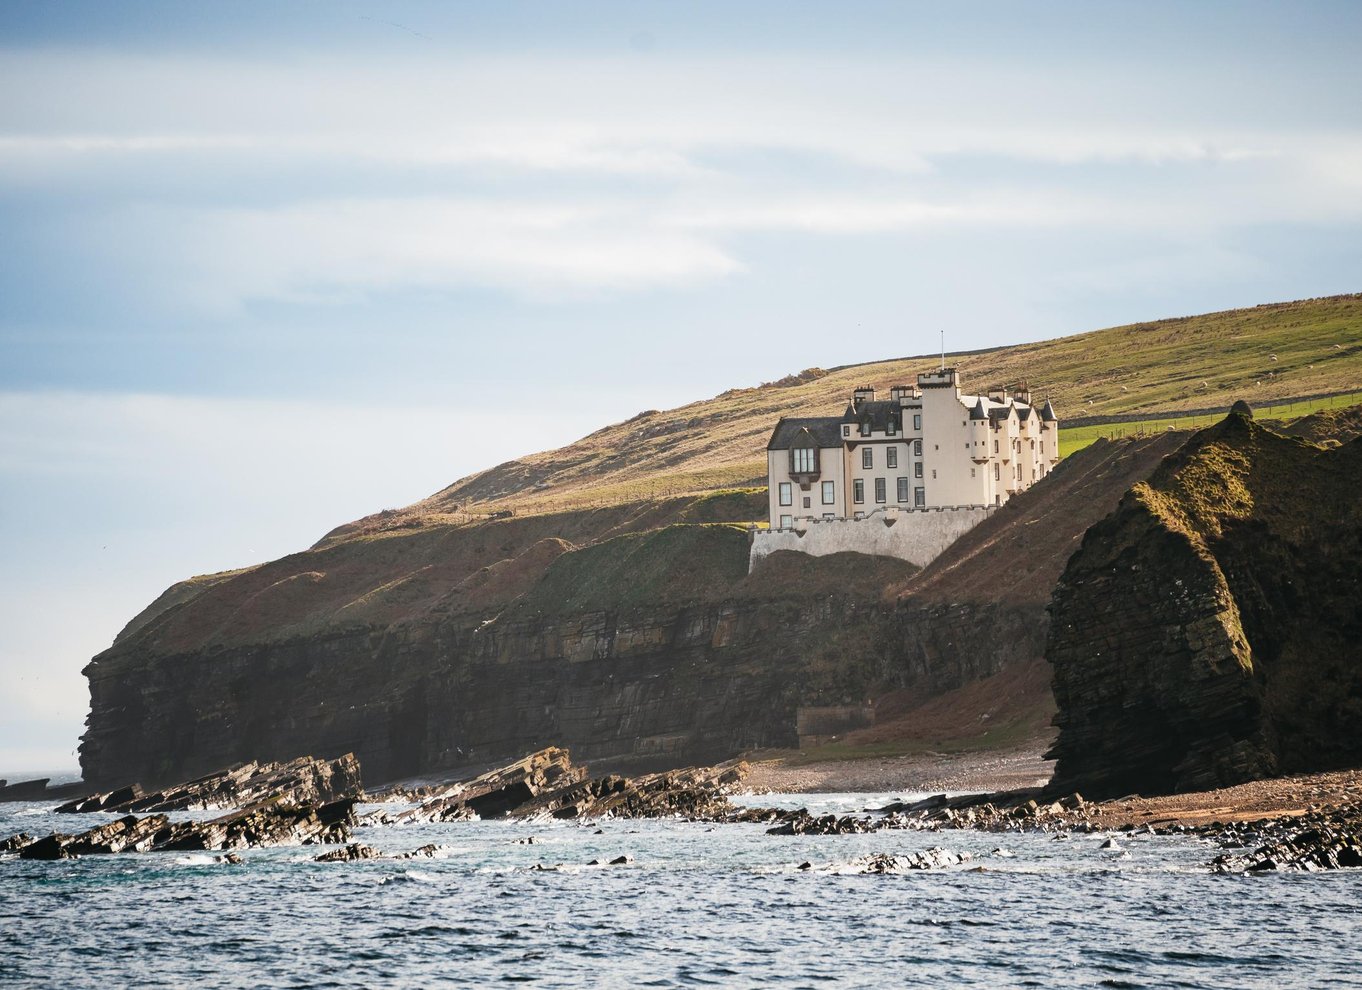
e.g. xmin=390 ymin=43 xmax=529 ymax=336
xmin=749 ymin=505 xmax=995 ymax=571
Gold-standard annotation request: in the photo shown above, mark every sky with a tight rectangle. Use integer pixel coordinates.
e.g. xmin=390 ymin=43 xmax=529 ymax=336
xmin=2 ymin=0 xmax=1360 ymax=772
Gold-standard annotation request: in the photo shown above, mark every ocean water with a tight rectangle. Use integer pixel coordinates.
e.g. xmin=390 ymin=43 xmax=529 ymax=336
xmin=2 ymin=791 xmax=1359 ymax=989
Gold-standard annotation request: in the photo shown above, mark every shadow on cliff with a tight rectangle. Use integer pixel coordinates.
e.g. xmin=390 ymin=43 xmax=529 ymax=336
xmin=1046 ymin=407 xmax=1362 ymax=799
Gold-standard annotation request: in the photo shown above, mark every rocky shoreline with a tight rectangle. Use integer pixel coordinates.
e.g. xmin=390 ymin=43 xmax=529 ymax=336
xmin=4 ymin=748 xmax=1360 ymax=874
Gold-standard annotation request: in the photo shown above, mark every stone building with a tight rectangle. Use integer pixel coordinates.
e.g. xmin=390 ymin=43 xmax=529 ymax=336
xmin=761 ymin=367 xmax=1058 ymax=537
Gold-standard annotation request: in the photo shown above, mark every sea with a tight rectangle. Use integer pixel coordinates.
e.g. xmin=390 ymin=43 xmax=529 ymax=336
xmin=2 ymin=789 xmax=1359 ymax=989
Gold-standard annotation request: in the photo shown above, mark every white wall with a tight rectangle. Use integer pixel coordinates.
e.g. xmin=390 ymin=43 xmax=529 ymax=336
xmin=749 ymin=504 xmax=996 ymax=571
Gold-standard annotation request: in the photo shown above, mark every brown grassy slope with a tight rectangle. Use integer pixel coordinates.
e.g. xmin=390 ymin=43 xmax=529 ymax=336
xmin=414 ymin=294 xmax=1362 ymax=517
xmin=106 ymin=492 xmax=764 ymax=660
xmin=1277 ymin=403 xmax=1362 ymax=444
xmin=893 ymin=431 xmax=1194 ymax=606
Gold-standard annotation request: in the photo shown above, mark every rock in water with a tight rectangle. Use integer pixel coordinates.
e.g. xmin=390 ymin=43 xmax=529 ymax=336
xmin=397 ymin=748 xmax=748 ymax=824
xmin=314 ymin=843 xmax=381 ymax=863
xmin=0 ymin=832 xmax=35 ymax=852
xmin=57 ymin=754 xmax=362 ymax=814
xmin=843 ymin=849 xmax=971 ymax=873
xmin=1212 ymin=803 xmax=1362 ymax=872
xmin=22 ymin=799 xmax=357 ymax=859
xmin=1047 ymin=413 xmax=1362 ymax=798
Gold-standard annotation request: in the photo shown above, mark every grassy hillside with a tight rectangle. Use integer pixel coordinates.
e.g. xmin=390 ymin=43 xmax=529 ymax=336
xmin=410 ymin=294 xmax=1361 ymax=523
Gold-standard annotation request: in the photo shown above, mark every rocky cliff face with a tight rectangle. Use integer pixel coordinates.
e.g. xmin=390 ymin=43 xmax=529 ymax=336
xmin=1046 ymin=411 xmax=1362 ymax=798
xmin=81 ymin=522 xmax=919 ymax=788
xmin=80 ymin=434 xmax=1196 ymax=790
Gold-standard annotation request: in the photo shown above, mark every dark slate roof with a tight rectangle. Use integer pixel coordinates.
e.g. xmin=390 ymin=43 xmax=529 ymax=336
xmin=988 ymin=404 xmax=1015 ymax=421
xmin=767 ymin=417 xmax=845 ymax=451
xmin=1017 ymin=405 xmax=1033 ymax=422
xmin=969 ymin=398 xmax=988 ymax=421
xmin=1040 ymin=399 xmax=1059 ymax=422
xmin=839 ymin=399 xmax=902 ymax=433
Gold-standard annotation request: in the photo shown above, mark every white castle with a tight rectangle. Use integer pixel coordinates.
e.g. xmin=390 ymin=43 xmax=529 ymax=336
xmin=751 ymin=367 xmax=1059 ymax=570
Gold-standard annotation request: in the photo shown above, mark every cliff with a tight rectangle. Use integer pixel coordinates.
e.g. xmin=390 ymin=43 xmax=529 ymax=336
xmin=77 ymin=295 xmax=1362 ymax=788
xmin=80 ymin=433 xmax=1190 ymax=789
xmin=1046 ymin=410 xmax=1362 ymax=798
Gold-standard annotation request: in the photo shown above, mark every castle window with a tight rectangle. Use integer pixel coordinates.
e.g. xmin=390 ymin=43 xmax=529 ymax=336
xmin=971 ymin=468 xmax=976 ymax=478
xmin=778 ymin=482 xmax=792 ymax=506
xmin=897 ymin=477 xmax=909 ymax=502
xmin=913 ymin=414 xmax=922 ymax=431
xmin=853 ymin=479 xmax=865 ymax=504
xmin=821 ymin=481 xmax=835 ymax=505
xmin=803 ymin=496 xmax=811 ymax=509
xmin=791 ymin=447 xmax=816 ymax=473
xmin=862 ymin=447 xmax=873 ymax=469
xmin=931 ymin=469 xmax=937 ymax=479
xmin=875 ymin=478 xmax=886 ymax=503
xmin=843 ymin=425 xmax=851 ymax=437
xmin=914 ymin=463 xmax=923 ymax=478
xmin=854 ymin=511 xmax=865 ymax=520
xmin=914 ymin=440 xmax=922 ymax=457
xmin=994 ymin=463 xmax=1000 ymax=481
xmin=887 ymin=419 xmax=898 ymax=435
xmin=994 ymin=439 xmax=999 ymax=453
xmin=887 ymin=447 xmax=898 ymax=469
xmin=914 ymin=487 xmax=925 ymax=507
xmin=823 ymin=512 xmax=835 ymax=520
xmin=860 ymin=421 xmax=871 ymax=437
xmin=780 ymin=514 xmax=793 ymax=530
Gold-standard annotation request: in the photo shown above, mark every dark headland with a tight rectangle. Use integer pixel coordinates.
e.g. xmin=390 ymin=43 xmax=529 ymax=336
xmin=21 ymin=294 xmax=1356 ymax=872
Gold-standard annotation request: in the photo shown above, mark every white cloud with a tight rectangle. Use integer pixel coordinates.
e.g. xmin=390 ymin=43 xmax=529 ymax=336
xmin=2 ymin=48 xmax=1359 ymax=305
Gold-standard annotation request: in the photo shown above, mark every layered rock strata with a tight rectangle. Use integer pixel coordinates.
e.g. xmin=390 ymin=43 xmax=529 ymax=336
xmin=366 ymin=747 xmax=749 ymax=825
xmin=79 ymin=434 xmax=1190 ymax=789
xmin=1046 ymin=410 xmax=1362 ymax=798
xmin=17 ymin=798 xmax=356 ymax=860
xmin=57 ymin=754 xmax=361 ymax=814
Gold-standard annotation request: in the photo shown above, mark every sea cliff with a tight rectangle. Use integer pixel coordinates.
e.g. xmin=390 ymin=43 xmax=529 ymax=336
xmin=1046 ymin=408 xmax=1362 ymax=797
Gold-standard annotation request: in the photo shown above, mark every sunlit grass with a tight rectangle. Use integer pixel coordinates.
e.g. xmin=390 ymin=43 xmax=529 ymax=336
xmin=1058 ymin=391 xmax=1362 ymax=459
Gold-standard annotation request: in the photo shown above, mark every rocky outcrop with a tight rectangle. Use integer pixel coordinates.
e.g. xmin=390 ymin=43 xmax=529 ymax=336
xmin=315 ymin=843 xmax=381 ymax=863
xmin=1211 ymin=803 xmax=1362 ymax=872
xmin=387 ymin=747 xmax=587 ymax=823
xmin=1046 ymin=411 xmax=1362 ymax=798
xmin=18 ymin=798 xmax=356 ymax=860
xmin=57 ymin=754 xmax=362 ymax=814
xmin=372 ymin=747 xmax=749 ymax=825
xmin=0 ymin=832 xmax=35 ymax=852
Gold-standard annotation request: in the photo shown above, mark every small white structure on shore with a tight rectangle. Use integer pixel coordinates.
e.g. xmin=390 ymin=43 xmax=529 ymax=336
xmin=752 ymin=368 xmax=1059 ymax=569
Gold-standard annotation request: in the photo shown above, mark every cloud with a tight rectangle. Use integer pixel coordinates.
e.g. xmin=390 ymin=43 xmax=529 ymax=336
xmin=1 ymin=47 xmax=1359 ymax=307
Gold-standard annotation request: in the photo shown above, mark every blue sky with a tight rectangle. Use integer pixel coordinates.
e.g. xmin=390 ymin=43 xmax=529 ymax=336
xmin=2 ymin=1 xmax=1360 ymax=771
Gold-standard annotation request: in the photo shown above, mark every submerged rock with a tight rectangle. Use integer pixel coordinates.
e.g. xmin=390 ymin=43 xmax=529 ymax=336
xmin=835 ymin=849 xmax=972 ymax=874
xmin=766 ymin=812 xmax=874 ymax=836
xmin=315 ymin=843 xmax=381 ymax=863
xmin=398 ymin=844 xmax=452 ymax=859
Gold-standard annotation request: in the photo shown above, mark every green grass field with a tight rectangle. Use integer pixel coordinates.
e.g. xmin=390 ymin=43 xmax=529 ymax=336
xmin=1058 ymin=390 xmax=1362 ymax=459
